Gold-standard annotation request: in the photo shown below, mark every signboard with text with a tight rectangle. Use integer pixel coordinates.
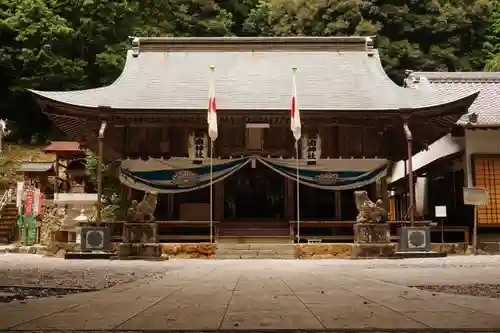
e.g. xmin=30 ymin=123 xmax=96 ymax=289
xmin=463 ymin=187 xmax=489 ymax=206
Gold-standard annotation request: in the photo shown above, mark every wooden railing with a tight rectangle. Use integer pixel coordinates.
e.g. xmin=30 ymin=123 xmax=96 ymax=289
xmin=0 ymin=188 xmax=14 ymax=214
xmin=98 ymin=220 xmax=220 ymax=243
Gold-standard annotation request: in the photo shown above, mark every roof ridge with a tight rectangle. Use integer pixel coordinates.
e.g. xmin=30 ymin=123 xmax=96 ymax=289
xmin=134 ymin=36 xmax=375 ymax=44
xmin=132 ymin=36 xmax=377 ymax=53
xmin=414 ymin=71 xmax=500 ymax=83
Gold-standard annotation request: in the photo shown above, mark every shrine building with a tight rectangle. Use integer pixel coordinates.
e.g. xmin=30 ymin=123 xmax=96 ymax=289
xmin=30 ymin=37 xmax=479 ymax=243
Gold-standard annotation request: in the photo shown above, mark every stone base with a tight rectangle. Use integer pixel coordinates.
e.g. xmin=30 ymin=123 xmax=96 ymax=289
xmin=395 ymin=251 xmax=447 ymax=259
xmin=118 ymin=243 xmax=165 ymax=260
xmin=351 ymin=243 xmax=396 ymax=259
xmin=64 ymin=251 xmax=114 ymax=260
xmin=398 ymin=226 xmax=431 ymax=252
xmin=353 ymin=223 xmax=391 ymax=243
xmin=123 ymin=223 xmax=157 ymax=243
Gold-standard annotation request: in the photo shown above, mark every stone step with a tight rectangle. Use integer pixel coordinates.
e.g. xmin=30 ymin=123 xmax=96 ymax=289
xmin=219 ymin=229 xmax=289 ymax=237
xmin=218 ymin=243 xmax=294 ymax=249
xmin=0 ymin=235 xmax=11 ymax=244
xmin=219 ymin=236 xmax=291 ymax=244
xmin=217 ymin=254 xmax=296 ymax=259
xmin=217 ymin=248 xmax=295 ymax=254
xmin=217 ymin=250 xmax=295 ymax=255
xmin=215 ymin=242 xmax=296 ymax=259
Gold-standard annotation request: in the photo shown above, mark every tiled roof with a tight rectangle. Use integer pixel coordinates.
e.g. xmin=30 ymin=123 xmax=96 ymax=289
xmin=44 ymin=141 xmax=83 ymax=153
xmin=17 ymin=162 xmax=54 ymax=173
xmin=410 ymin=72 xmax=500 ymax=126
xmin=31 ymin=37 xmax=478 ymax=112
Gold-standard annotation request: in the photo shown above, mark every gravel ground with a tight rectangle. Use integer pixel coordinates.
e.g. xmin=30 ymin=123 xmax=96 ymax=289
xmin=0 ymin=254 xmax=171 ymax=290
xmin=412 ymin=284 xmax=500 ymax=299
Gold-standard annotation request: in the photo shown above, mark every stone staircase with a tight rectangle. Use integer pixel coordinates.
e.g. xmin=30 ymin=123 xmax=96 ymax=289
xmin=216 ymin=243 xmax=296 ymax=259
xmin=0 ymin=203 xmax=17 ymax=244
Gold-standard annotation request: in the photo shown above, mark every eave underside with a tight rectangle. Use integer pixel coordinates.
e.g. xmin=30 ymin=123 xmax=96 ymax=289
xmin=40 ymin=96 xmax=470 ymax=163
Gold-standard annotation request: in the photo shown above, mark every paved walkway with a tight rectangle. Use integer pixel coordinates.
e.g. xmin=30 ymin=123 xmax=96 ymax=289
xmin=2 ymin=257 xmax=500 ymax=331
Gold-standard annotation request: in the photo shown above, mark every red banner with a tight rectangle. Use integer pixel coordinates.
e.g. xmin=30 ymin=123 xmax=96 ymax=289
xmin=25 ymin=190 xmax=34 ymax=217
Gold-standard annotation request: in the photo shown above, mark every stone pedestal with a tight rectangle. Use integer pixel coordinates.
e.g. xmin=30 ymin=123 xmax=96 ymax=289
xmin=123 ymin=223 xmax=157 ymax=243
xmin=80 ymin=226 xmax=111 ymax=251
xmin=119 ymin=223 xmax=163 ymax=260
xmin=118 ymin=243 xmax=164 ymax=260
xmin=398 ymin=226 xmax=431 ymax=252
xmin=351 ymin=223 xmax=395 ymax=259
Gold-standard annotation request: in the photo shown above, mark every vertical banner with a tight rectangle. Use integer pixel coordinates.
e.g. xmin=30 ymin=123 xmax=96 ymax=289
xmin=25 ymin=189 xmax=34 ymax=217
xmin=16 ymin=181 xmax=24 ymax=214
xmin=33 ymin=188 xmax=44 ymax=216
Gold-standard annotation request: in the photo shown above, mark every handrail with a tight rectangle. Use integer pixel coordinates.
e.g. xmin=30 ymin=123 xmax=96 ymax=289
xmin=0 ymin=188 xmax=14 ymax=214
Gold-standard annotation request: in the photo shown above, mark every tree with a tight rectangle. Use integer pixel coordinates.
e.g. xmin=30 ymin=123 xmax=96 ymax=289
xmin=484 ymin=0 xmax=500 ymax=71
xmin=84 ymin=150 xmax=121 ymax=220
xmin=133 ymin=0 xmax=233 ymax=37
xmin=0 ymin=0 xmax=87 ymax=141
xmin=243 ymin=0 xmax=493 ymax=84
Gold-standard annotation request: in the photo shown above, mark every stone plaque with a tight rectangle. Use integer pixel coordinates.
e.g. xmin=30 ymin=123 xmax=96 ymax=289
xmin=398 ymin=226 xmax=431 ymax=252
xmin=80 ymin=227 xmax=111 ymax=251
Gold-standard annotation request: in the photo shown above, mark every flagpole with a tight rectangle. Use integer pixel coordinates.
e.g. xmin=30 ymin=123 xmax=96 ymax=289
xmin=291 ymin=65 xmax=301 ymax=244
xmin=208 ymin=64 xmax=216 ymax=244
xmin=295 ymin=140 xmax=300 ymax=243
xmin=210 ymin=140 xmax=213 ymax=243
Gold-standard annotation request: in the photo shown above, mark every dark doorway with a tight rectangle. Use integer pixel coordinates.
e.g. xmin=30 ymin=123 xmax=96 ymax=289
xmin=224 ymin=163 xmax=284 ymax=219
xmin=299 ymin=185 xmax=336 ymax=220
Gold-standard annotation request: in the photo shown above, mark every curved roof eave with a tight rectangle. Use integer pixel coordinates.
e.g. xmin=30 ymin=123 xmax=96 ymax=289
xmin=30 ymin=88 xmax=480 ymax=117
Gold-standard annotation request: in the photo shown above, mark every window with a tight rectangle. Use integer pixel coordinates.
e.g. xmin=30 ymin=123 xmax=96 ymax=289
xmin=474 ymin=156 xmax=500 ymax=225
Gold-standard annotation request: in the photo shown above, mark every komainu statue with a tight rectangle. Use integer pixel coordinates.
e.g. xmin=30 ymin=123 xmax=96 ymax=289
xmin=354 ymin=190 xmax=388 ymax=223
xmin=126 ymin=191 xmax=158 ymax=222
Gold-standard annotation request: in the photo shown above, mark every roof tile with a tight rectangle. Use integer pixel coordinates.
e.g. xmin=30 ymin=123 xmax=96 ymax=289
xmin=412 ymin=72 xmax=500 ymax=126
xmin=31 ymin=37 xmax=478 ymax=112
xmin=44 ymin=141 xmax=83 ymax=153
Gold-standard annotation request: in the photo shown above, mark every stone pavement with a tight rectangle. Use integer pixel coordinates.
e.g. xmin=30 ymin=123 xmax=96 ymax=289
xmin=2 ymin=256 xmax=500 ymax=331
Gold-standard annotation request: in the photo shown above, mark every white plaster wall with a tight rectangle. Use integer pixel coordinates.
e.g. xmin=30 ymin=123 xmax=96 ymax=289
xmin=464 ymin=129 xmax=500 ymax=186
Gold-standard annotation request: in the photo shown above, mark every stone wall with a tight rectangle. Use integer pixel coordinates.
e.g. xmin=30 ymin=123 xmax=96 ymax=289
xmin=295 ymin=242 xmax=500 ymax=259
xmin=5 ymin=242 xmax=500 ymax=258
xmin=160 ymin=243 xmax=217 ymax=259
xmin=39 ymin=204 xmax=66 ymax=245
xmin=295 ymin=244 xmax=351 ymax=259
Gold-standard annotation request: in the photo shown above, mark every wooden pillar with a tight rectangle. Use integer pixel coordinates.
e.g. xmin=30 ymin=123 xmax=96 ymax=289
xmin=334 ymin=191 xmax=342 ymax=220
xmin=167 ymin=194 xmax=174 ymax=219
xmin=96 ymin=121 xmax=107 ymax=225
xmin=375 ymin=177 xmax=389 ymax=212
xmin=285 ymin=178 xmax=295 ymax=220
xmin=381 ymin=176 xmax=389 ymax=213
xmin=54 ymin=156 xmax=59 ymax=194
xmin=214 ymin=180 xmax=224 ymax=221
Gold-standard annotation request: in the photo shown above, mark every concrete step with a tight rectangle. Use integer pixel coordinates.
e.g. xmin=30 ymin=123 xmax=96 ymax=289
xmin=216 ymin=243 xmax=296 ymax=259
xmin=0 ymin=225 xmax=15 ymax=230
xmin=219 ymin=236 xmax=291 ymax=244
xmin=217 ymin=255 xmax=296 ymax=259
xmin=216 ymin=249 xmax=295 ymax=256
xmin=0 ymin=235 xmax=11 ymax=244
xmin=220 ymin=229 xmax=289 ymax=237
xmin=218 ymin=243 xmax=295 ymax=250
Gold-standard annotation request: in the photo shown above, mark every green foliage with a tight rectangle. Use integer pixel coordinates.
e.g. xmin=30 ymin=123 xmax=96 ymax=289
xmin=485 ymin=0 xmax=500 ymax=71
xmin=243 ymin=0 xmax=494 ymax=83
xmin=84 ymin=150 xmax=121 ymax=220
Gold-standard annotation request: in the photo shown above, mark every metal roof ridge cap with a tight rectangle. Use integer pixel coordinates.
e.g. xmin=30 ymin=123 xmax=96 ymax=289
xmin=413 ymin=71 xmax=500 ymax=81
xmin=134 ymin=36 xmax=375 ymax=45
